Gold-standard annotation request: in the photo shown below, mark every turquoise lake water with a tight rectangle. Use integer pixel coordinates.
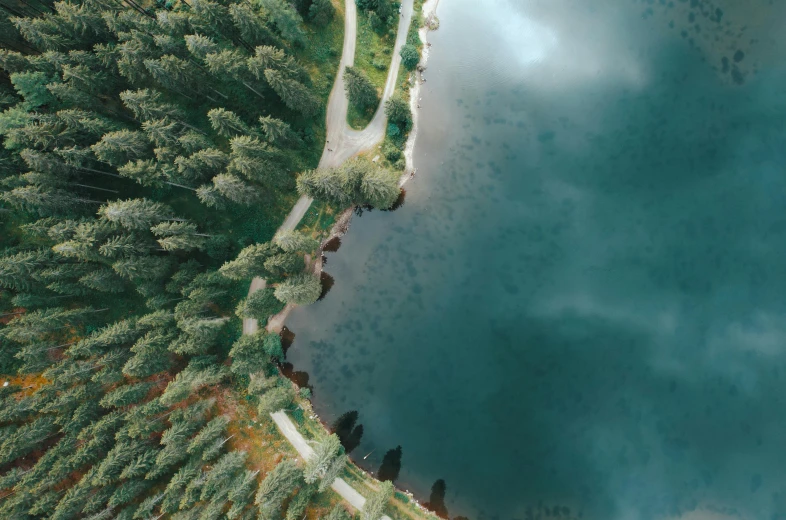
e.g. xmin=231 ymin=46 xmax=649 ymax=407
xmin=286 ymin=0 xmax=786 ymax=518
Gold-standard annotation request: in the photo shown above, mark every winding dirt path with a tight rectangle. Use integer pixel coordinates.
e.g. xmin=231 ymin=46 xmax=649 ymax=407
xmin=243 ymin=0 xmax=415 ymax=335
xmin=270 ymin=411 xmax=391 ymax=517
xmin=242 ymin=2 xmax=416 ymax=516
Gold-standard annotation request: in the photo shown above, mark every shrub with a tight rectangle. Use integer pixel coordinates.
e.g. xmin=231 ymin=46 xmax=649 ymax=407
xmin=343 ymin=66 xmax=378 ymax=110
xmin=385 ymin=93 xmax=411 ymax=127
xmin=400 ymin=43 xmax=420 ymax=70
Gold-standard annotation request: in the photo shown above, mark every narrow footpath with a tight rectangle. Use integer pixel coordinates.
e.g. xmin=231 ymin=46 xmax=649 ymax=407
xmin=271 ymin=412 xmax=391 ymax=517
xmin=242 ymin=0 xmax=415 ymax=515
xmin=243 ymin=0 xmax=415 ymax=335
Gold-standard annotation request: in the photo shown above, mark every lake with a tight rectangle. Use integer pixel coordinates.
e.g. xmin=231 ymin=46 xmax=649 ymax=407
xmin=286 ymin=0 xmax=786 ymax=518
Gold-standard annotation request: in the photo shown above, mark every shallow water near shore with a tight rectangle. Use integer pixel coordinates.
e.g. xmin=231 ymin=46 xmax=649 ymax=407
xmin=286 ymin=0 xmax=786 ymax=518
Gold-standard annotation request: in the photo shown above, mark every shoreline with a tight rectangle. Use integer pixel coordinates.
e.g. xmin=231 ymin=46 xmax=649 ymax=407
xmin=273 ymin=3 xmax=445 ymax=514
xmin=269 ymin=0 xmax=440 ymax=333
xmin=268 ymin=3 xmax=445 ymax=515
xmin=400 ymin=0 xmax=441 ymax=187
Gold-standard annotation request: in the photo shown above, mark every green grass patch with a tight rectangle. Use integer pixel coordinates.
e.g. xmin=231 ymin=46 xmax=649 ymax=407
xmin=348 ymin=12 xmax=396 ymax=129
xmin=297 ymin=199 xmax=338 ymax=237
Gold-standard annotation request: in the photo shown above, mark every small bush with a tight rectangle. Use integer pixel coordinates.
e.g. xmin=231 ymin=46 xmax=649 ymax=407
xmin=400 ymin=43 xmax=420 ymax=70
xmin=382 ymin=140 xmax=402 ymax=162
xmin=292 ymin=407 xmax=305 ymax=424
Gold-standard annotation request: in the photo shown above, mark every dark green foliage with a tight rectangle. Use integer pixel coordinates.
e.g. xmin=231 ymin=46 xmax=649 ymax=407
xmin=324 ymin=504 xmax=352 ymax=520
xmin=0 ymin=0 xmax=357 ymax=517
xmin=310 ymin=0 xmax=336 ymax=27
xmin=297 ymin=158 xmax=400 ymax=209
xmin=361 ymin=480 xmax=395 ymax=520
xmin=400 ymin=43 xmax=420 ymax=70
xmin=385 ymin=93 xmax=412 ymax=128
xmin=229 ymin=330 xmax=283 ymax=375
xmin=344 ymin=66 xmax=378 ymax=110
xmin=356 ymin=0 xmax=379 ymax=11
xmin=235 ymin=287 xmax=284 ymax=322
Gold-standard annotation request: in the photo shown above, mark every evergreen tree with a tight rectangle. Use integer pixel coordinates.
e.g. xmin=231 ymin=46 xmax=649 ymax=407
xmin=285 ymin=483 xmax=317 ymax=520
xmin=304 ymin=433 xmax=341 ymax=484
xmin=319 ymin=453 xmax=348 ymax=492
xmin=200 ymin=450 xmax=247 ymax=501
xmin=385 ymin=93 xmax=412 ymax=127
xmin=219 ymin=242 xmax=279 ymax=280
xmin=207 ymin=108 xmax=249 ymax=137
xmin=226 ymin=469 xmax=260 ymax=519
xmin=99 ymin=198 xmax=174 ymax=230
xmin=188 ymin=415 xmax=229 ymax=455
xmin=257 ymin=0 xmax=306 ymax=44
xmin=343 ymin=66 xmax=377 ymax=110
xmin=228 ymin=331 xmax=281 ymax=374
xmin=91 ymin=130 xmax=151 ymax=166
xmin=255 ymin=458 xmax=302 ymax=518
xmin=256 ymin=385 xmax=295 ymax=415
xmin=400 ymin=43 xmax=420 ymax=70
xmin=99 ymin=381 xmax=154 ymax=408
xmin=297 ymin=159 xmax=399 ymax=208
xmin=323 ymin=504 xmax=352 ymax=520
xmin=264 ymin=68 xmax=321 ymax=117
xmin=274 ymin=273 xmax=322 ymax=305
xmin=235 ymin=287 xmax=283 ymax=322
xmin=264 ymin=252 xmax=304 ymax=278
xmin=229 ymin=4 xmax=280 ymax=48
xmin=309 ymin=0 xmax=335 ymax=27
xmin=258 ymin=115 xmax=302 ymax=146
xmin=360 ymin=166 xmax=400 ymax=209
xmin=210 ymin=173 xmax=261 ymax=205
xmin=274 ymin=230 xmax=319 ymax=253
xmin=361 ymin=481 xmax=394 ymax=520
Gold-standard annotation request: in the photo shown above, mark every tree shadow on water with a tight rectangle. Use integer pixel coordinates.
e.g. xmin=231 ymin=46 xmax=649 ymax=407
xmin=377 ymin=445 xmax=403 ymax=482
xmin=280 ymin=362 xmax=311 ymax=393
xmin=424 ymin=479 xmax=449 ymax=519
xmin=331 ymin=410 xmax=364 ymax=454
xmin=317 ymin=271 xmax=334 ymax=301
xmin=383 ymin=189 xmax=406 ymax=212
xmin=322 ymin=236 xmax=342 ymax=252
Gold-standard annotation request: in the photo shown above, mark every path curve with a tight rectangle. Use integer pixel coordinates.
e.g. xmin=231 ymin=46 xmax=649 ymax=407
xmin=243 ymin=0 xmax=415 ymax=335
xmin=329 ymin=0 xmax=415 ymax=166
xmin=242 ymin=1 xmax=416 ymax=515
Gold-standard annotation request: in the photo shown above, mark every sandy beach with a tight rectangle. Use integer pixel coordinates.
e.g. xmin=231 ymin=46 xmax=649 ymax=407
xmin=401 ymin=0 xmax=440 ymax=186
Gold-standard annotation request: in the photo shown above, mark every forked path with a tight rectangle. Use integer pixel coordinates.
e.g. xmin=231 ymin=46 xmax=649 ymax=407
xmin=243 ymin=0 xmax=415 ymax=335
xmin=243 ymin=2 xmax=415 ymax=516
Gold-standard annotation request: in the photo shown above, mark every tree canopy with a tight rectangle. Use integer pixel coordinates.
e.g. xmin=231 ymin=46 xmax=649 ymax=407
xmin=297 ymin=158 xmax=400 ymax=209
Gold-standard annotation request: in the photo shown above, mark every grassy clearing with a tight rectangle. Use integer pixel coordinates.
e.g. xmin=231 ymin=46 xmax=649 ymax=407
xmin=297 ymin=199 xmax=339 ymax=237
xmin=348 ymin=12 xmax=397 ymax=129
